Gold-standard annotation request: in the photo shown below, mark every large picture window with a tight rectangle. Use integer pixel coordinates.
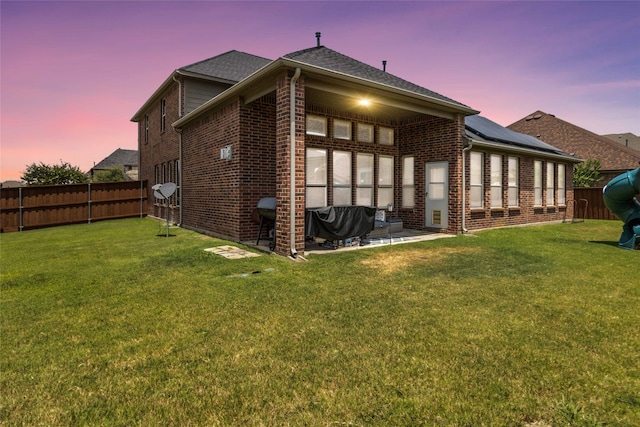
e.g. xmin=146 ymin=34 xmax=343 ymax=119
xmin=546 ymin=162 xmax=555 ymax=206
xmin=534 ymin=160 xmax=543 ymax=206
xmin=333 ymin=150 xmax=352 ymax=205
xmin=507 ymin=157 xmax=519 ymax=207
xmin=306 ymin=148 xmax=327 ymax=208
xmin=402 ymin=156 xmax=415 ymax=208
xmin=378 ymin=155 xmax=394 ymax=208
xmin=356 ymin=153 xmax=374 ymax=206
xmin=490 ymin=154 xmax=502 ymax=208
xmin=470 ymin=151 xmax=483 ymax=209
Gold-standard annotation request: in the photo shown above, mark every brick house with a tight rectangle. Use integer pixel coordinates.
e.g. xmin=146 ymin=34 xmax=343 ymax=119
xmin=133 ymin=40 xmax=579 ymax=256
xmin=508 ymin=110 xmax=640 ymax=185
xmin=90 ymin=148 xmax=139 ymax=181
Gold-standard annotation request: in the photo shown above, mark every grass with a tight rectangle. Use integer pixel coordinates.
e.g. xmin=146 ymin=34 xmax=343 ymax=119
xmin=1 ymin=218 xmax=639 ymax=426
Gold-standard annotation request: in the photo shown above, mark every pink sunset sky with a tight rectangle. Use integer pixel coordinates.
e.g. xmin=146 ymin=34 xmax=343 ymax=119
xmin=1 ymin=0 xmax=639 ymax=182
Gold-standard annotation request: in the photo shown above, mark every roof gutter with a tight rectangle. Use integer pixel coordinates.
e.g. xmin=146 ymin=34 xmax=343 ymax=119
xmin=289 ymin=68 xmax=301 ymax=258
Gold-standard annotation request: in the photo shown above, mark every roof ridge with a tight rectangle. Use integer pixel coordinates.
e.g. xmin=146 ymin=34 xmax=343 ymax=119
xmin=283 ymin=46 xmax=471 ymax=109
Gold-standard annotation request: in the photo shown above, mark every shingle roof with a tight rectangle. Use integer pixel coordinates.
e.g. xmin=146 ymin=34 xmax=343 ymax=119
xmin=180 ymin=50 xmax=272 ymax=83
xmin=93 ymin=148 xmax=138 ymax=170
xmin=465 ymin=115 xmax=573 ymax=157
xmin=508 ymin=111 xmax=640 ymax=171
xmin=283 ymin=46 xmax=471 ymax=109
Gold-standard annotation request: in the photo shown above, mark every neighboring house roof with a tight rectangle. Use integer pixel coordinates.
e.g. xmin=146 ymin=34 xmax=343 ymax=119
xmin=131 ymin=50 xmax=271 ymax=121
xmin=1 ymin=180 xmax=25 ymax=188
xmin=93 ymin=148 xmax=138 ymax=170
xmin=601 ymin=132 xmax=640 ymax=152
xmin=174 ymin=45 xmax=478 ymax=128
xmin=283 ymin=46 xmax=471 ymax=110
xmin=508 ymin=111 xmax=640 ymax=171
xmin=465 ymin=115 xmax=579 ymax=162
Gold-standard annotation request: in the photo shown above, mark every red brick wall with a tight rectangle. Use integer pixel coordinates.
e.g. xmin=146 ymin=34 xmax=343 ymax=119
xmin=137 ymin=79 xmax=181 ymax=224
xmin=274 ymin=71 xmax=306 ymax=256
xmin=398 ymin=114 xmax=465 ymax=233
xmin=180 ymin=101 xmax=242 ymax=239
xmin=238 ymin=97 xmax=277 ymax=241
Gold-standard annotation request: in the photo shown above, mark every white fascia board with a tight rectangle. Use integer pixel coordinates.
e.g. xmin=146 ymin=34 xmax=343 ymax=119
xmin=130 ymin=71 xmax=178 ymax=122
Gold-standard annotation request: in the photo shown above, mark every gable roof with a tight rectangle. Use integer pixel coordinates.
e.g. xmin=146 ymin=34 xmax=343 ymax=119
xmin=508 ymin=111 xmax=640 ymax=171
xmin=179 ymin=50 xmax=272 ymax=83
xmin=465 ymin=115 xmax=578 ymax=162
xmin=93 ymin=148 xmax=138 ymax=170
xmin=174 ymin=45 xmax=478 ymax=128
xmin=283 ymin=46 xmax=471 ymax=109
xmin=131 ymin=51 xmax=271 ymax=122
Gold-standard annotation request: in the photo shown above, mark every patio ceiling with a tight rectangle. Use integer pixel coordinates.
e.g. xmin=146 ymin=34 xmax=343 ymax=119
xmin=304 ymin=75 xmax=460 ymax=123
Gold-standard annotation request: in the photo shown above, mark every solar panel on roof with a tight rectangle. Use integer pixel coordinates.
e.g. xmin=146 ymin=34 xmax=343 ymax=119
xmin=465 ymin=115 xmax=568 ymax=155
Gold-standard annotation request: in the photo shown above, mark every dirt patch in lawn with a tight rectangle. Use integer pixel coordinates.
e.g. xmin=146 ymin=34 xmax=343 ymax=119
xmin=360 ymin=247 xmax=480 ymax=275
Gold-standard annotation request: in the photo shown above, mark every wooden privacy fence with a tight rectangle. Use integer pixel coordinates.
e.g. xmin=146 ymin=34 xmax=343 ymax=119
xmin=573 ymin=187 xmax=640 ymax=221
xmin=0 ymin=181 xmax=148 ymax=233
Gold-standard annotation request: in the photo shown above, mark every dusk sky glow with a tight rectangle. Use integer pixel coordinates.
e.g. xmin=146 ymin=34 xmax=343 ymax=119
xmin=1 ymin=0 xmax=639 ymax=182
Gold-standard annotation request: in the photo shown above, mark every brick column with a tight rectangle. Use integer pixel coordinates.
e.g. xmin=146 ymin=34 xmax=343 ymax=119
xmin=275 ymin=71 xmax=306 ymax=256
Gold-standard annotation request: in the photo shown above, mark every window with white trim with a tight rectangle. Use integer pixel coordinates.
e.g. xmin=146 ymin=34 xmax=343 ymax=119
xmin=379 ymin=126 xmax=394 ymax=145
xmin=154 ymin=165 xmax=160 ymax=203
xmin=160 ymin=99 xmax=166 ymax=133
xmin=470 ymin=151 xmax=483 ymax=209
xmin=357 ymin=123 xmax=374 ymax=143
xmin=144 ymin=114 xmax=149 ymax=143
xmin=175 ymin=159 xmax=181 ymax=207
xmin=490 ymin=154 xmax=502 ymax=208
xmin=378 ymin=155 xmax=394 ymax=208
xmin=534 ymin=160 xmax=543 ymax=206
xmin=333 ymin=150 xmax=352 ymax=205
xmin=402 ymin=156 xmax=415 ymax=208
xmin=546 ymin=162 xmax=555 ymax=206
xmin=306 ymin=148 xmax=327 ymax=208
xmin=356 ymin=153 xmax=374 ymax=206
xmin=334 ymin=119 xmax=351 ymax=140
xmin=557 ymin=164 xmax=566 ymax=206
xmin=306 ymin=115 xmax=327 ymax=137
xmin=507 ymin=156 xmax=519 ymax=207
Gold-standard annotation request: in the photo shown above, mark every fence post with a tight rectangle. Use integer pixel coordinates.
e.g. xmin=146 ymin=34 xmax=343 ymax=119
xmin=19 ymin=187 xmax=23 ymax=232
xmin=140 ymin=180 xmax=144 ymax=218
xmin=88 ymin=183 xmax=91 ymax=224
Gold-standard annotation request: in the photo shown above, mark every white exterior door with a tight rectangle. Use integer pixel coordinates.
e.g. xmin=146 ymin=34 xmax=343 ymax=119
xmin=425 ymin=162 xmax=448 ymax=229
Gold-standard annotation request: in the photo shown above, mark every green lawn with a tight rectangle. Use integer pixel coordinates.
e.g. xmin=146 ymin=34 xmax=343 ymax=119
xmin=1 ymin=218 xmax=638 ymax=426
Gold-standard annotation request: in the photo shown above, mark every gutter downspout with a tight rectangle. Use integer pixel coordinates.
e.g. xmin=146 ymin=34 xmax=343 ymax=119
xmin=290 ymin=68 xmax=301 ymax=258
xmin=461 ymin=135 xmax=473 ymax=233
xmin=172 ymin=75 xmax=183 ymax=226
